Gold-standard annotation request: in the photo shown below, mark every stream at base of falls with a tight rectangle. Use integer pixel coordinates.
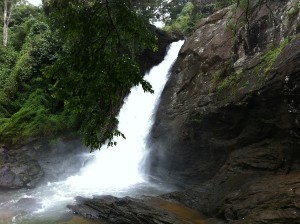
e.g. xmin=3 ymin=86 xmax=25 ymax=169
xmin=0 ymin=40 xmax=184 ymax=224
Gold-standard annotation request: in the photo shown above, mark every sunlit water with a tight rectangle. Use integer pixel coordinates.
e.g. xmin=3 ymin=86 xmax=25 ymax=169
xmin=0 ymin=40 xmax=184 ymax=223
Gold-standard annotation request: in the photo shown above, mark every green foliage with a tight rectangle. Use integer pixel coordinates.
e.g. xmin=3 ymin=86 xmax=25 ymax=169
xmin=214 ymin=0 xmax=237 ymax=10
xmin=10 ymin=8 xmax=45 ymax=51
xmin=216 ymin=70 xmax=242 ymax=92
xmin=0 ymin=46 xmax=18 ymax=117
xmin=0 ymin=47 xmax=17 ymax=90
xmin=213 ymin=0 xmax=250 ymax=11
xmin=2 ymin=18 xmax=59 ymax=98
xmin=11 ymin=2 xmax=43 ymax=26
xmin=287 ymin=2 xmax=300 ymax=20
xmin=0 ymin=89 xmax=69 ymax=143
xmin=129 ymin=0 xmax=190 ymax=23
xmin=46 ymin=0 xmax=157 ymax=149
xmin=0 ymin=0 xmax=187 ymax=148
xmin=257 ymin=39 xmax=290 ymax=78
xmin=164 ymin=2 xmax=198 ymax=35
xmin=0 ymin=4 xmax=64 ymax=144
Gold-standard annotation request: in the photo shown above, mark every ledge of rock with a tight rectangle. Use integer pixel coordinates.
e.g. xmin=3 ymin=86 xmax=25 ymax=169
xmin=68 ymin=195 xmax=224 ymax=224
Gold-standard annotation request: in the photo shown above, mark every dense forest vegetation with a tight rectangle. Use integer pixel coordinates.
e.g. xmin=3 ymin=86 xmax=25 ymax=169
xmin=0 ymin=0 xmax=239 ymax=149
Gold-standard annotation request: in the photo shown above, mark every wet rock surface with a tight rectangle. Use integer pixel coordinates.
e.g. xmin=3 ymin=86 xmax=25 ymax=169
xmin=69 ymin=195 xmax=182 ymax=224
xmin=68 ymin=195 xmax=223 ymax=224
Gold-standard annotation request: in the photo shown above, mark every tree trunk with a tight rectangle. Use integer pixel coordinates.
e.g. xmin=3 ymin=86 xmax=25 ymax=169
xmin=3 ymin=0 xmax=14 ymax=48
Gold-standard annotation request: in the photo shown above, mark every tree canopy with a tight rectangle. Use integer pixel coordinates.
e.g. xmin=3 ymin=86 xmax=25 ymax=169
xmin=45 ymin=0 xmax=157 ymax=149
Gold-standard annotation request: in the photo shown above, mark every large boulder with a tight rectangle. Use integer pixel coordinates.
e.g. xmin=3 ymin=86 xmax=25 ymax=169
xmin=0 ymin=145 xmax=43 ymax=189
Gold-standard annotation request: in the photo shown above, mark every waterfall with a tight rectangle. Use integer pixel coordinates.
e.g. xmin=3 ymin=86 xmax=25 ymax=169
xmin=0 ymin=40 xmax=184 ymax=223
xmin=62 ymin=39 xmax=184 ymax=195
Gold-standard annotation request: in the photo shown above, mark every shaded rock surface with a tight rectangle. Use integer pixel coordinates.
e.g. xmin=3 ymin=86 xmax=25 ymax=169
xmin=164 ymin=173 xmax=300 ymax=224
xmin=0 ymin=144 xmax=43 ymax=189
xmin=139 ymin=28 xmax=183 ymax=74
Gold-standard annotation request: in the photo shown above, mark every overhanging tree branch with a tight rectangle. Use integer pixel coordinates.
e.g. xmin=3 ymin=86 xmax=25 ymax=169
xmin=105 ymin=0 xmax=121 ymax=47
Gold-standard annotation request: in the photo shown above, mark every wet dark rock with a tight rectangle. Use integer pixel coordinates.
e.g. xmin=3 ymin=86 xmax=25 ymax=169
xmin=68 ymin=195 xmax=183 ymax=224
xmin=223 ymin=174 xmax=300 ymax=223
xmin=68 ymin=195 xmax=224 ymax=224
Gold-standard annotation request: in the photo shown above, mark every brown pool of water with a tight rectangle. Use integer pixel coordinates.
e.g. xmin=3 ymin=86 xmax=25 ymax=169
xmin=0 ymin=211 xmax=105 ymax=224
xmin=0 ymin=210 xmax=15 ymax=224
xmin=149 ymin=198 xmax=206 ymax=224
xmin=57 ymin=215 xmax=105 ymax=224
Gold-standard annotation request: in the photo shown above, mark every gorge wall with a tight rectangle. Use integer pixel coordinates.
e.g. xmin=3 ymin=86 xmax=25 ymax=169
xmin=147 ymin=0 xmax=300 ymax=223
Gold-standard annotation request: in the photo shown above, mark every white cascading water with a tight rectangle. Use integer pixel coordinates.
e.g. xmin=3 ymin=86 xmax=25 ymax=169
xmin=64 ymin=40 xmax=184 ymax=192
xmin=0 ymin=40 xmax=184 ymax=223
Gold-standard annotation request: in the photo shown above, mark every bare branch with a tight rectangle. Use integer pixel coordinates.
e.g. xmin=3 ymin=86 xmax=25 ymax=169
xmin=105 ymin=0 xmax=121 ymax=47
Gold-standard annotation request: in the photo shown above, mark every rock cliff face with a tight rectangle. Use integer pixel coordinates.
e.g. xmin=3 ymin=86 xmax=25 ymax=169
xmin=146 ymin=0 xmax=300 ymax=222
